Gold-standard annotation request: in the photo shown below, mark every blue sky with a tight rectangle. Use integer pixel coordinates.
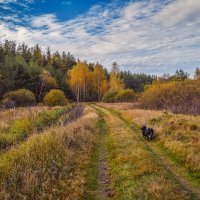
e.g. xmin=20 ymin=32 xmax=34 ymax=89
xmin=0 ymin=0 xmax=200 ymax=75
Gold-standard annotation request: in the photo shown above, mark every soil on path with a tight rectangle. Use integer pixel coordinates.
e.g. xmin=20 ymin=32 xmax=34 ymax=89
xmin=96 ymin=109 xmax=115 ymax=200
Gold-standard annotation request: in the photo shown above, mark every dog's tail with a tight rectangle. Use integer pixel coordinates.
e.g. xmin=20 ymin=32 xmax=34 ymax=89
xmin=149 ymin=128 xmax=154 ymax=139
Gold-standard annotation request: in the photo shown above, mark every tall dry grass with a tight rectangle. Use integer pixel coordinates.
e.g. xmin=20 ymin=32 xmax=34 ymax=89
xmin=100 ymin=108 xmax=192 ymax=200
xmin=0 ymin=106 xmax=99 ymax=199
xmin=104 ymin=103 xmax=200 ymax=174
xmin=0 ymin=106 xmax=56 ymax=131
xmin=99 ymin=102 xmax=138 ymax=111
xmin=0 ymin=105 xmax=75 ymax=151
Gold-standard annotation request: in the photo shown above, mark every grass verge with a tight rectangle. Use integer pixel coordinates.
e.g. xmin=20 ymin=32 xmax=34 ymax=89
xmin=0 ymin=106 xmax=99 ymax=200
xmin=0 ymin=104 xmax=75 ymax=151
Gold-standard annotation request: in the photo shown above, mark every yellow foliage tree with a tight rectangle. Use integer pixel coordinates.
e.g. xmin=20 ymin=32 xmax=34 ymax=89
xmin=92 ymin=64 xmax=108 ymax=101
xmin=68 ymin=62 xmax=108 ymax=102
xmin=109 ymin=62 xmax=124 ymax=91
xmin=38 ymin=69 xmax=58 ymax=101
xmin=101 ymin=79 xmax=108 ymax=97
xmin=68 ymin=62 xmax=89 ymax=102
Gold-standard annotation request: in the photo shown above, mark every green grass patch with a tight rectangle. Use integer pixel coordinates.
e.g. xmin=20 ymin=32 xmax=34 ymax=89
xmin=0 ymin=105 xmax=75 ymax=150
xmin=83 ymin=133 xmax=100 ymax=200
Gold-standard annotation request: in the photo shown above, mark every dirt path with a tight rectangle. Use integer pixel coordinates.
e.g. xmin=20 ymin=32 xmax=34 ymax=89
xmin=97 ymin=142 xmax=115 ymax=199
xmin=96 ymin=109 xmax=115 ymax=200
xmin=94 ymin=105 xmax=200 ymax=200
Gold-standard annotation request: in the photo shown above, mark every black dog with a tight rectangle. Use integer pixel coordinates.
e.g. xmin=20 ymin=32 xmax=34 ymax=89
xmin=141 ymin=126 xmax=154 ymax=141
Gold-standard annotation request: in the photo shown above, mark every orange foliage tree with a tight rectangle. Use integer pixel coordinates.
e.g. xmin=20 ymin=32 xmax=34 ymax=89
xmin=68 ymin=62 xmax=108 ymax=102
xmin=110 ymin=62 xmax=124 ymax=91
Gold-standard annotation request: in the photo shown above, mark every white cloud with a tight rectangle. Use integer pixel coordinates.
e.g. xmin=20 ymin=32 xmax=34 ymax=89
xmin=0 ymin=0 xmax=16 ymax=3
xmin=0 ymin=0 xmax=200 ymax=75
xmin=155 ymin=0 xmax=200 ymax=26
xmin=0 ymin=0 xmax=33 ymax=3
xmin=61 ymin=1 xmax=71 ymax=6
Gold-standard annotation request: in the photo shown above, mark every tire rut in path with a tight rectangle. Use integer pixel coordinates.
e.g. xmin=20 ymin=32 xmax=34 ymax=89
xmin=97 ymin=109 xmax=115 ymax=200
xmin=147 ymin=143 xmax=200 ymax=200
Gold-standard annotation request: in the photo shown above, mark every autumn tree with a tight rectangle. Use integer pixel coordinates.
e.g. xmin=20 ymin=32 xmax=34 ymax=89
xmin=68 ymin=62 xmax=89 ymax=102
xmin=194 ymin=67 xmax=200 ymax=79
xmin=101 ymin=79 xmax=108 ymax=98
xmin=92 ymin=64 xmax=108 ymax=101
xmin=109 ymin=62 xmax=124 ymax=91
xmin=37 ymin=69 xmax=58 ymax=101
xmin=68 ymin=62 xmax=108 ymax=102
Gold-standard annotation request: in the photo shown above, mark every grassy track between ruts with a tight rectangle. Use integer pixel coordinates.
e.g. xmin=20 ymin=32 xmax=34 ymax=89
xmin=83 ymin=108 xmax=102 ymax=200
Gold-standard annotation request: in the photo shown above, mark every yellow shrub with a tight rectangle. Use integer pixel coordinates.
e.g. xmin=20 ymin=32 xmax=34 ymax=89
xmin=140 ymin=79 xmax=200 ymax=115
xmin=43 ymin=89 xmax=68 ymax=106
xmin=102 ymin=90 xmax=119 ymax=103
xmin=115 ymin=89 xmax=136 ymax=102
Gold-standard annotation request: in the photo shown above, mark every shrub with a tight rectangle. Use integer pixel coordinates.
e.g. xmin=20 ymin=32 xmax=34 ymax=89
xmin=115 ymin=89 xmax=136 ymax=102
xmin=43 ymin=89 xmax=68 ymax=106
xmin=102 ymin=90 xmax=119 ymax=103
xmin=3 ymin=89 xmax=36 ymax=107
xmin=140 ymin=79 xmax=200 ymax=115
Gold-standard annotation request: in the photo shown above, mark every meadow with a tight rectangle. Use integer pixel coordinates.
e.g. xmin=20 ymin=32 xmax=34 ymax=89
xmin=0 ymin=103 xmax=199 ymax=200
xmin=0 ymin=1 xmax=199 ymax=199
xmin=0 ymin=105 xmax=100 ymax=199
xmin=94 ymin=103 xmax=200 ymax=200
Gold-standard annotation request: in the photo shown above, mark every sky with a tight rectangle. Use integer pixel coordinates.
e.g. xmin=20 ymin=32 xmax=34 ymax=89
xmin=0 ymin=0 xmax=200 ymax=75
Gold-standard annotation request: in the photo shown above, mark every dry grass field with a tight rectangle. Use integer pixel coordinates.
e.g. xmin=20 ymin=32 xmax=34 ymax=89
xmin=0 ymin=103 xmax=199 ymax=200
xmin=94 ymin=103 xmax=200 ymax=200
xmin=0 ymin=105 xmax=100 ymax=199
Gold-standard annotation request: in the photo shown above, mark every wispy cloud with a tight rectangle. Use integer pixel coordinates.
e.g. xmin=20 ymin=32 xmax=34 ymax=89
xmin=0 ymin=0 xmax=16 ymax=3
xmin=0 ymin=0 xmax=199 ymax=75
xmin=61 ymin=1 xmax=71 ymax=6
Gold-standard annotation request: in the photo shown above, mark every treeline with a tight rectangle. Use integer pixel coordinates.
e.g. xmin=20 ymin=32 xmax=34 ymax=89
xmin=120 ymin=71 xmax=156 ymax=92
xmin=0 ymin=40 xmax=76 ymax=101
xmin=1 ymin=40 xmax=199 ymax=114
xmin=0 ymin=40 xmax=155 ymax=104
